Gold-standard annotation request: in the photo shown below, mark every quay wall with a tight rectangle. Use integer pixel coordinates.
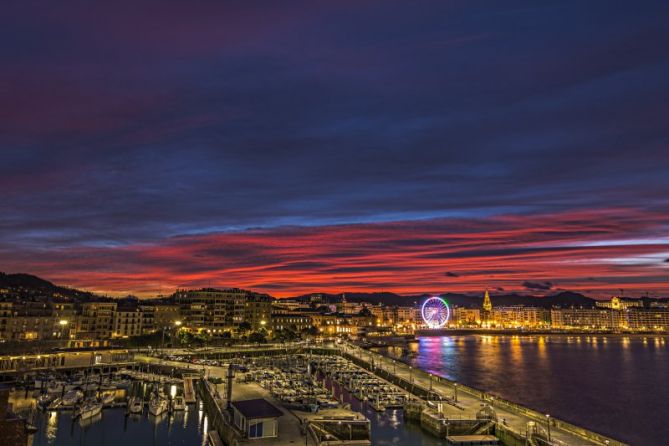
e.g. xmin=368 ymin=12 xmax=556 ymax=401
xmin=196 ymin=378 xmax=245 ymax=446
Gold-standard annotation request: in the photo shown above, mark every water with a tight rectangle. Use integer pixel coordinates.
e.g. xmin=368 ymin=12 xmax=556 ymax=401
xmin=386 ymin=335 xmax=669 ymax=446
xmin=327 ymin=375 xmax=449 ymax=446
xmin=30 ymin=404 xmax=209 ymax=446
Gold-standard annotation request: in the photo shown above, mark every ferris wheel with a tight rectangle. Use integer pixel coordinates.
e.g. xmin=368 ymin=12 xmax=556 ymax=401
xmin=421 ymin=296 xmax=450 ymax=328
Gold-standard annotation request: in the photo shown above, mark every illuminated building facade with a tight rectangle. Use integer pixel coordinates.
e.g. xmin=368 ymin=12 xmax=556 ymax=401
xmin=550 ymin=308 xmax=622 ymax=330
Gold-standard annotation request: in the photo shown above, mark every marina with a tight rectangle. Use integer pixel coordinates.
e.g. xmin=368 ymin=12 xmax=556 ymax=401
xmin=2 ymin=341 xmax=638 ymax=445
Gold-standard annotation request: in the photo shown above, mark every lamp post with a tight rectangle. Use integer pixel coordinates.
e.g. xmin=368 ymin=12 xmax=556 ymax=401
xmin=454 ymin=383 xmax=458 ymax=402
xmin=162 ymin=320 xmax=182 ymax=352
xmin=409 ymin=366 xmax=413 ymax=384
xmin=58 ymin=319 xmax=68 ymax=339
xmin=429 ymin=373 xmax=433 ymax=391
xmin=545 ymin=414 xmax=551 ymax=442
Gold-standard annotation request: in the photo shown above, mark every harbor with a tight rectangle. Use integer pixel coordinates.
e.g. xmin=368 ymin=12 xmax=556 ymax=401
xmin=1 ymin=341 xmax=634 ymax=445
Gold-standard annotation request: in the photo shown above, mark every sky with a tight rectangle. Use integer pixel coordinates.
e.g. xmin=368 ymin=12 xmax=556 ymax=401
xmin=1 ymin=1 xmax=668 ymax=298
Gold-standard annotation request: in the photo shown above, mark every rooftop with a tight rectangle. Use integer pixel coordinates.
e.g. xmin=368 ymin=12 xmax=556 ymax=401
xmin=231 ymin=398 xmax=283 ymax=420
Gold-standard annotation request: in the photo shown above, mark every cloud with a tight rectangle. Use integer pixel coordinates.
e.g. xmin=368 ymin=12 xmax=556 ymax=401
xmin=2 ymin=207 xmax=668 ymax=297
xmin=522 ymin=281 xmax=554 ymax=291
xmin=0 ymin=2 xmax=668 ymax=298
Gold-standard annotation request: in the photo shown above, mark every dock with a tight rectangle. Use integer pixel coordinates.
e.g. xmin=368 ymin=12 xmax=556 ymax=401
xmin=182 ymin=374 xmax=198 ymax=404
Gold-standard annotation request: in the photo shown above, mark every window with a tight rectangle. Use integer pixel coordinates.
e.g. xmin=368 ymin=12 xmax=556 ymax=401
xmin=249 ymin=420 xmax=264 ymax=438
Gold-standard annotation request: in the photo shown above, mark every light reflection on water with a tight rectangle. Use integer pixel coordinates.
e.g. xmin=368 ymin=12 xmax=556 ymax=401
xmin=383 ymin=334 xmax=669 ymax=446
xmin=31 ymin=405 xmax=206 ymax=446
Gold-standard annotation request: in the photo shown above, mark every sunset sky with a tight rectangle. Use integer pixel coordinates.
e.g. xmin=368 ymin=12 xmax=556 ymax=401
xmin=1 ymin=2 xmax=668 ymax=297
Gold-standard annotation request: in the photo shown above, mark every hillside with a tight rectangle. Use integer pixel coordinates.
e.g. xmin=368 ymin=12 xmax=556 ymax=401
xmin=292 ymin=290 xmax=598 ymax=308
xmin=0 ymin=272 xmax=95 ymax=301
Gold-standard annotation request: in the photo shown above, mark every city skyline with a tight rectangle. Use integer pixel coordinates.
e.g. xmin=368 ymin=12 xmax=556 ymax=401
xmin=2 ymin=2 xmax=668 ymax=297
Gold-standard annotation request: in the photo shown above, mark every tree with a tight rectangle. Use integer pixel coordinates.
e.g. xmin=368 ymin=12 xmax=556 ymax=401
xmin=358 ymin=307 xmax=373 ymax=317
xmin=248 ymin=331 xmax=267 ymax=344
xmin=238 ymin=322 xmax=252 ymax=332
xmin=301 ymin=326 xmax=320 ymax=337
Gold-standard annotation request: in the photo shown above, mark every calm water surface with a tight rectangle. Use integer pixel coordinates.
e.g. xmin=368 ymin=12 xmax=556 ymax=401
xmin=30 ymin=403 xmax=209 ymax=446
xmin=390 ymin=335 xmax=669 ymax=446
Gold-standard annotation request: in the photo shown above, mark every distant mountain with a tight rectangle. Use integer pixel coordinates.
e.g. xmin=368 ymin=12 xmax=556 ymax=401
xmin=0 ymin=272 xmax=95 ymax=301
xmin=290 ymin=290 xmax=597 ymax=309
xmin=440 ymin=291 xmax=596 ymax=309
xmin=292 ymin=292 xmax=420 ymax=306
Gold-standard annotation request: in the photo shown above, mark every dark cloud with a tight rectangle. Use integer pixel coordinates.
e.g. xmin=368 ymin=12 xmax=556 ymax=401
xmin=0 ymin=1 xmax=668 ymax=253
xmin=0 ymin=2 xmax=668 ymax=297
xmin=523 ymin=281 xmax=554 ymax=291
xmin=445 ymin=272 xmax=460 ymax=277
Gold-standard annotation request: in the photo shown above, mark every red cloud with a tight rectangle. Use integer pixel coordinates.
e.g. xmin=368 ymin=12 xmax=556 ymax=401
xmin=3 ymin=207 xmax=668 ymax=298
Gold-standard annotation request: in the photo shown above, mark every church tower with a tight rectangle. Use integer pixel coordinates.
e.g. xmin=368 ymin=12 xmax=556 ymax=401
xmin=483 ymin=289 xmax=492 ymax=312
xmin=481 ymin=289 xmax=492 ymax=325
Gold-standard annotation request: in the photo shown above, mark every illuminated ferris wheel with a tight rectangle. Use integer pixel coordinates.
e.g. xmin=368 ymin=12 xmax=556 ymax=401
xmin=421 ymin=296 xmax=450 ymax=329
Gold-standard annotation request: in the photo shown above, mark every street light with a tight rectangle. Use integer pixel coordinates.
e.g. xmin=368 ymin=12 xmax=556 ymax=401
xmin=58 ymin=320 xmax=68 ymax=339
xmin=454 ymin=383 xmax=458 ymax=402
xmin=545 ymin=414 xmax=551 ymax=442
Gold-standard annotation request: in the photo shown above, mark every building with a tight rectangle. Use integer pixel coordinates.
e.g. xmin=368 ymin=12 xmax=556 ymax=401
xmin=271 ymin=313 xmax=312 ymax=333
xmin=175 ymin=289 xmax=275 ymax=334
xmin=336 ymin=295 xmax=365 ymax=315
xmin=308 ymin=313 xmax=374 ymax=336
xmin=550 ymin=308 xmax=621 ymax=330
xmin=113 ymin=306 xmax=143 ymax=338
xmin=596 ymin=296 xmax=644 ymax=310
xmin=175 ymin=289 xmax=246 ymax=333
xmin=244 ymin=294 xmax=272 ymax=331
xmin=624 ymin=308 xmax=669 ymax=331
xmin=481 ymin=290 xmax=493 ymax=325
xmin=74 ymin=302 xmax=117 ymax=339
xmin=491 ymin=306 xmax=550 ymax=329
xmin=271 ymin=300 xmax=303 ymax=311
xmin=453 ymin=308 xmax=481 ymax=327
xmin=230 ymin=399 xmax=282 ymax=439
xmin=153 ymin=303 xmax=182 ymax=330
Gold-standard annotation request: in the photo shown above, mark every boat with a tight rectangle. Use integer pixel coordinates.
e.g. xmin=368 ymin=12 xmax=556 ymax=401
xmin=37 ymin=393 xmax=56 ymax=409
xmin=61 ymin=390 xmax=84 ymax=406
xmin=77 ymin=400 xmax=103 ymax=420
xmin=148 ymin=395 xmax=168 ymax=416
xmin=127 ymin=397 xmax=143 ymax=414
xmin=46 ymin=381 xmax=65 ymax=394
xmin=101 ymin=393 xmax=116 ymax=406
xmin=171 ymin=395 xmax=186 ymax=411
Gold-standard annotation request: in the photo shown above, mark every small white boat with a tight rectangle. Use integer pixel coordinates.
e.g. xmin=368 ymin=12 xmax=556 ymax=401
xmin=128 ymin=397 xmax=143 ymax=414
xmin=77 ymin=400 xmax=103 ymax=420
xmin=101 ymin=393 xmax=116 ymax=406
xmin=46 ymin=381 xmax=65 ymax=394
xmin=148 ymin=396 xmax=168 ymax=416
xmin=171 ymin=395 xmax=186 ymax=411
xmin=61 ymin=390 xmax=84 ymax=406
